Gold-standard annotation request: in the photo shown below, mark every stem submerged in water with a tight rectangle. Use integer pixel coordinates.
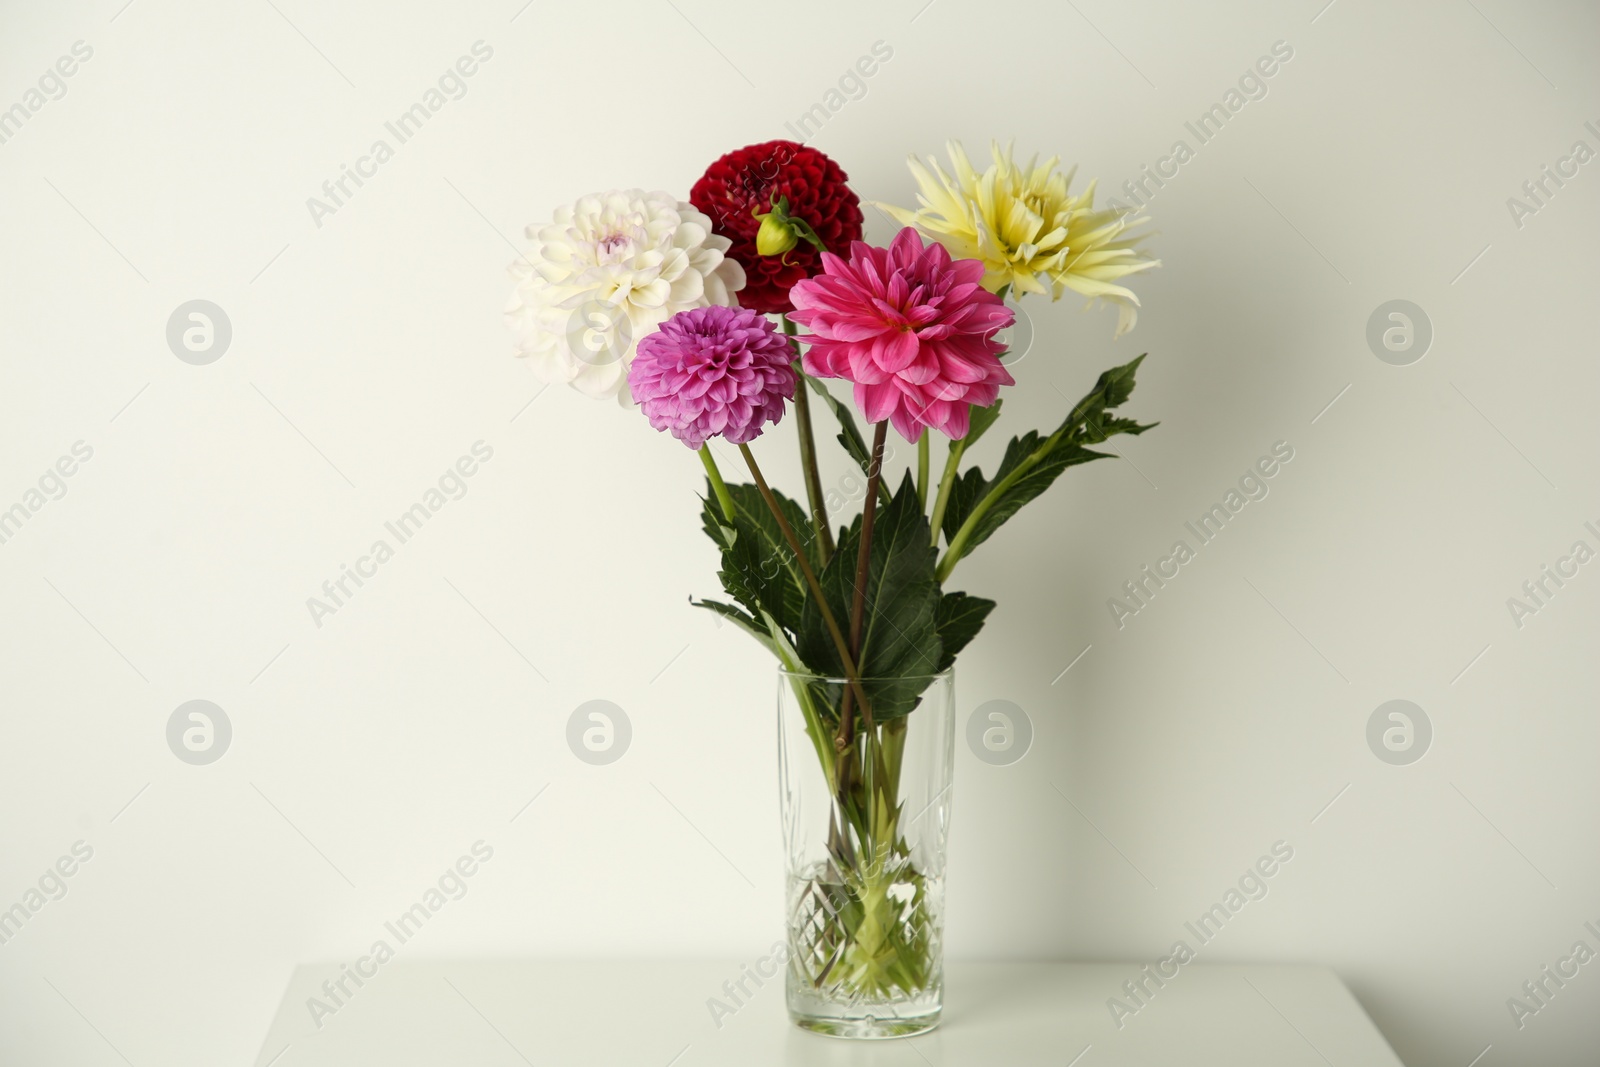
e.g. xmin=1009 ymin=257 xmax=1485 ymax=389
xmin=798 ymin=711 xmax=934 ymax=1001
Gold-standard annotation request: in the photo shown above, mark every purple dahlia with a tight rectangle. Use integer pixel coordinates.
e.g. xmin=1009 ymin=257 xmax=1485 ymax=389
xmin=628 ymin=305 xmax=797 ymax=449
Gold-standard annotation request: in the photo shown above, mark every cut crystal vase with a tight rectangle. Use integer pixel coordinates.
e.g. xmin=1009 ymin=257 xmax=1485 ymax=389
xmin=777 ymin=668 xmax=955 ymax=1038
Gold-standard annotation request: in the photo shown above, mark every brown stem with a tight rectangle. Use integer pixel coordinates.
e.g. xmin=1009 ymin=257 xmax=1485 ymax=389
xmin=737 ymin=443 xmax=872 ymax=722
xmin=835 ymin=422 xmax=889 ymax=758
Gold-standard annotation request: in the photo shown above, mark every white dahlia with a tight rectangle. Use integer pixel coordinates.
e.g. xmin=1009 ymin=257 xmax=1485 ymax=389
xmin=505 ymin=190 xmax=746 ymax=403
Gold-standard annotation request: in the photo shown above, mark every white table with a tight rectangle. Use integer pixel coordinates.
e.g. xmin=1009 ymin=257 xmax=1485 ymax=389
xmin=253 ymin=960 xmax=1405 ymax=1066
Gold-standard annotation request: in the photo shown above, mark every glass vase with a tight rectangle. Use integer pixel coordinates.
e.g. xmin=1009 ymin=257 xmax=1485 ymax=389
xmin=777 ymin=668 xmax=955 ymax=1039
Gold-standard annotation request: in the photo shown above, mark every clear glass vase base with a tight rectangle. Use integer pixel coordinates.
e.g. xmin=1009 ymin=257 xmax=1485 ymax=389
xmin=789 ymin=1009 xmax=941 ymax=1039
xmin=778 ymin=669 xmax=955 ymax=1042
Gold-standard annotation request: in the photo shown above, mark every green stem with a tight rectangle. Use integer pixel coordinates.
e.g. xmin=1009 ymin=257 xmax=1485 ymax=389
xmin=916 ymin=434 xmax=929 ymax=510
xmin=698 ymin=445 xmax=737 ymax=524
xmin=737 ymin=443 xmax=873 ymax=722
xmin=926 ymin=287 xmax=1011 ymax=551
xmin=783 ymin=317 xmax=835 ymax=564
xmin=936 ymin=424 xmax=1067 ymax=582
xmin=928 ymin=436 xmax=968 ymax=548
xmin=790 ymin=674 xmax=838 ymax=792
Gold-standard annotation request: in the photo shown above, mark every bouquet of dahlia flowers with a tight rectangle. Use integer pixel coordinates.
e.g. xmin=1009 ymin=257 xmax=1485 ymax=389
xmin=507 ymin=140 xmax=1159 ymax=1020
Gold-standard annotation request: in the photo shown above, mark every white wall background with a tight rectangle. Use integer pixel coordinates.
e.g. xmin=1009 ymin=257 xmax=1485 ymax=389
xmin=1 ymin=0 xmax=1596 ymax=1064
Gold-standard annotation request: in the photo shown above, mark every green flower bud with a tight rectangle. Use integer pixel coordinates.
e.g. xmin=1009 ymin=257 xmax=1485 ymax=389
xmin=755 ymin=212 xmax=800 ymax=257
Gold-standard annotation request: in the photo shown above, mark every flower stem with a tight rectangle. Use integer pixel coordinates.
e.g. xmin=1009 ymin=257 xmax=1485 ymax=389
xmin=737 ymin=443 xmax=872 ymax=721
xmin=850 ymin=422 xmax=890 ymax=666
xmin=916 ymin=434 xmax=929 ymax=511
xmin=928 ymin=435 xmax=968 ymax=548
xmin=783 ymin=316 xmax=835 ymax=565
xmin=698 ymin=445 xmax=737 ymax=524
xmin=836 ymin=422 xmax=888 ymax=753
xmin=926 ymin=287 xmax=1010 ymax=550
xmin=936 ymin=424 xmax=1066 ymax=582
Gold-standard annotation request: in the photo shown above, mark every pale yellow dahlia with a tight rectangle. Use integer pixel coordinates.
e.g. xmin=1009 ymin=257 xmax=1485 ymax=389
xmin=878 ymin=142 xmax=1159 ymax=336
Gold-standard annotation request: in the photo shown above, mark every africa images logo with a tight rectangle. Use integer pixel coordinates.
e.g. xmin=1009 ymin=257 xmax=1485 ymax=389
xmin=1107 ymin=442 xmax=1295 ymax=629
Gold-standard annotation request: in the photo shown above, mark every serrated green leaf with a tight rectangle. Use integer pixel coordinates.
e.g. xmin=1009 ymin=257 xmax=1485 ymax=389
xmin=953 ymin=438 xmax=1114 ymax=553
xmin=805 ymin=376 xmax=894 ymax=508
xmin=761 ymin=608 xmax=806 ymax=672
xmin=690 ymin=597 xmax=776 ymax=655
xmin=1067 ymin=353 xmax=1148 ymax=431
xmin=934 ymin=591 xmax=996 ymax=673
xmin=964 ymin=399 xmax=1004 ymax=450
xmin=798 ymin=473 xmax=943 ymax=722
xmin=700 ymin=481 xmax=813 ymax=637
xmin=804 ymin=376 xmax=871 ymax=472
xmin=940 ymin=355 xmax=1153 ymax=559
xmin=1080 ymin=414 xmax=1156 ymax=444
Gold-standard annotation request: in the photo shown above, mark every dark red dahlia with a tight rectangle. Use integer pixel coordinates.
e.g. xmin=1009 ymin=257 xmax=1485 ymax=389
xmin=690 ymin=140 xmax=864 ymax=315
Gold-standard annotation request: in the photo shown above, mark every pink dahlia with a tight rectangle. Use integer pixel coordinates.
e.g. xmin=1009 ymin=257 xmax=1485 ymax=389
xmin=788 ymin=228 xmax=1015 ymax=441
xmin=628 ymin=305 xmax=797 ymax=449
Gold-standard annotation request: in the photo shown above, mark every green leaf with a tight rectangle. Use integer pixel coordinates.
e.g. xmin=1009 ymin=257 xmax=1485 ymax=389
xmin=933 ymin=591 xmax=996 ymax=673
xmin=761 ymin=608 xmax=807 ymax=673
xmin=941 ymin=355 xmax=1155 ymax=556
xmin=945 ymin=434 xmax=1114 ymax=553
xmin=700 ymin=481 xmax=814 ymax=638
xmin=964 ymin=399 xmax=1004 ymax=450
xmin=798 ymin=473 xmax=943 ymax=722
xmin=1080 ymin=414 xmax=1152 ymax=444
xmin=937 ymin=467 xmax=986 ymax=550
xmin=803 ymin=376 xmax=871 ymax=472
xmin=690 ymin=597 xmax=777 ymax=656
xmin=1066 ymin=354 xmax=1154 ymax=436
